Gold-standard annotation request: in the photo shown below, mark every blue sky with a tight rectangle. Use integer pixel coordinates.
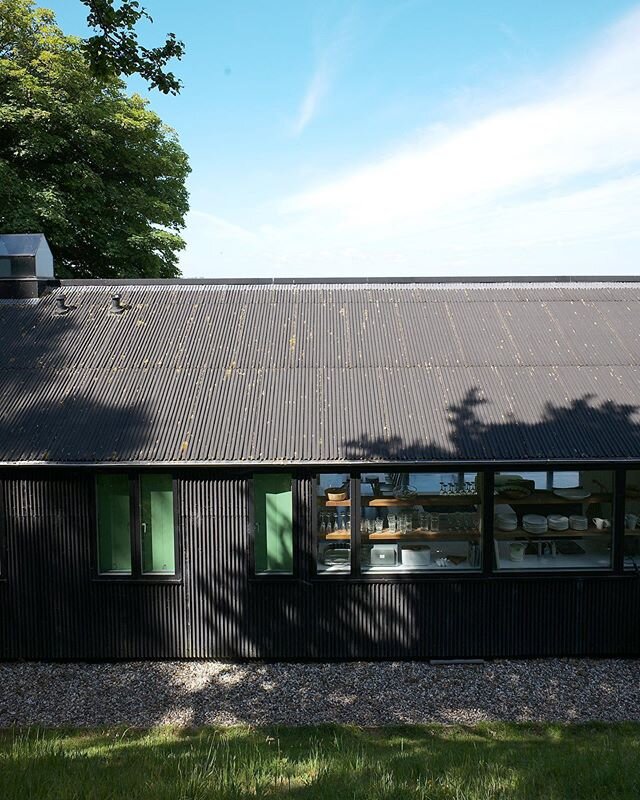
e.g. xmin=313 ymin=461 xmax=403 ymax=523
xmin=46 ymin=1 xmax=640 ymax=277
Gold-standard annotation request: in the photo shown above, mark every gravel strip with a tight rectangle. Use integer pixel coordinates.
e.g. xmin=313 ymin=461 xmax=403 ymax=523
xmin=0 ymin=659 xmax=638 ymax=727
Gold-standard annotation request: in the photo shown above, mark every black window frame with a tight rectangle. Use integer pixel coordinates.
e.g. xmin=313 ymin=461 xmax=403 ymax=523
xmin=310 ymin=471 xmax=356 ymax=579
xmin=92 ymin=471 xmax=181 ymax=584
xmin=308 ymin=464 xmax=634 ymax=582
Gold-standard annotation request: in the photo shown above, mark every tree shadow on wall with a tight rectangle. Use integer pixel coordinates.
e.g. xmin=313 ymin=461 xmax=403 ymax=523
xmin=166 ymin=387 xmax=640 ymax=726
xmin=0 ymin=295 xmax=160 ymax=661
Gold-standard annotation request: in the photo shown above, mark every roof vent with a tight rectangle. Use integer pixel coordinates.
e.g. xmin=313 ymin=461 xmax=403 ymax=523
xmin=0 ymin=233 xmax=55 ymax=300
xmin=109 ymin=293 xmax=126 ymax=314
xmin=54 ymin=295 xmax=72 ymax=316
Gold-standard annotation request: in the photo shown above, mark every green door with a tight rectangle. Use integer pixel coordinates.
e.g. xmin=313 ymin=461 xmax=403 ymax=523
xmin=141 ymin=474 xmax=176 ymax=574
xmin=254 ymin=474 xmax=293 ymax=574
xmin=97 ymin=474 xmax=132 ymax=574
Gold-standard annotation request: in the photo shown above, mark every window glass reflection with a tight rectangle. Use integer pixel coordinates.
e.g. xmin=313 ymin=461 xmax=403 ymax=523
xmin=360 ymin=472 xmax=483 ymax=573
xmin=624 ymin=470 xmax=640 ymax=571
xmin=493 ymin=470 xmax=613 ymax=571
xmin=315 ymin=473 xmax=351 ymax=574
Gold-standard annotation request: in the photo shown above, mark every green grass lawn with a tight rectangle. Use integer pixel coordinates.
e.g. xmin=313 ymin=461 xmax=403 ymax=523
xmin=0 ymin=723 xmax=639 ymax=799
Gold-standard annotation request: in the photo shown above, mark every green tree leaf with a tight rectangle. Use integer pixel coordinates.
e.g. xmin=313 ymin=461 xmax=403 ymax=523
xmin=0 ymin=0 xmax=191 ymax=278
xmin=80 ymin=0 xmax=185 ymax=95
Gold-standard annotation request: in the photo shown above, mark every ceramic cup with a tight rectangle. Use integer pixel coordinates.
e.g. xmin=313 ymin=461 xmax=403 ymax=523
xmin=592 ymin=517 xmax=611 ymax=530
xmin=625 ymin=513 xmax=638 ymax=530
xmin=509 ymin=541 xmax=526 ymax=561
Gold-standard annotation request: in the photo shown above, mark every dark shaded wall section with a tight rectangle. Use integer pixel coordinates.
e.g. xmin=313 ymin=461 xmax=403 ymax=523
xmin=0 ymin=469 xmax=639 ymax=660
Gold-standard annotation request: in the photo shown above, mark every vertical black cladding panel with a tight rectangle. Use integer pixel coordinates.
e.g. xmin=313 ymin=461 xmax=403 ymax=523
xmin=2 ymin=474 xmax=94 ymax=659
xmin=181 ymin=473 xmax=252 ymax=658
xmin=1 ymin=469 xmax=640 ymax=659
xmin=0 ymin=470 xmax=192 ymax=660
xmin=477 ymin=579 xmax=579 ymax=658
xmin=580 ymin=577 xmax=640 ymax=656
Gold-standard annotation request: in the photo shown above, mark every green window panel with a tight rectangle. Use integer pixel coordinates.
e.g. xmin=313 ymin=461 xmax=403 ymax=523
xmin=141 ymin=474 xmax=176 ymax=574
xmin=254 ymin=474 xmax=293 ymax=574
xmin=97 ymin=474 xmax=132 ymax=574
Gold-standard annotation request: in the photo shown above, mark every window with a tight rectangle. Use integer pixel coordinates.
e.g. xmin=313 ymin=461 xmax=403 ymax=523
xmin=315 ymin=473 xmax=351 ymax=574
xmin=359 ymin=471 xmax=483 ymax=573
xmin=313 ymin=471 xmax=483 ymax=575
xmin=96 ymin=473 xmax=177 ymax=579
xmin=97 ymin=474 xmax=132 ymax=574
xmin=253 ymin=473 xmax=293 ymax=575
xmin=624 ymin=470 xmax=640 ymax=571
xmin=493 ymin=469 xmax=613 ymax=571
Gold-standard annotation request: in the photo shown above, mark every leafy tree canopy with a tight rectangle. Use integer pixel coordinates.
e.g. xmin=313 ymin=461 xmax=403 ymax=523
xmin=0 ymin=0 xmax=191 ymax=278
xmin=81 ymin=0 xmax=185 ymax=95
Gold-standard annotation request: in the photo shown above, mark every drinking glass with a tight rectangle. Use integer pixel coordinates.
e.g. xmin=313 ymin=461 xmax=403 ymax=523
xmin=387 ymin=514 xmax=396 ymax=532
xmin=421 ymin=512 xmax=430 ymax=531
xmin=430 ymin=512 xmax=440 ymax=532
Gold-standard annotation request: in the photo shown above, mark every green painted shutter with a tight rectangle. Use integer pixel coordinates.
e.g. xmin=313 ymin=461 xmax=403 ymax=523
xmin=97 ymin=474 xmax=131 ymax=574
xmin=141 ymin=474 xmax=175 ymax=574
xmin=254 ymin=474 xmax=293 ymax=574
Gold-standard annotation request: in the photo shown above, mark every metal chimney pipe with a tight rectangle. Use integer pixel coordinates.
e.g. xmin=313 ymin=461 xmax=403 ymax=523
xmin=109 ymin=294 xmax=125 ymax=314
xmin=54 ymin=295 xmax=71 ymax=315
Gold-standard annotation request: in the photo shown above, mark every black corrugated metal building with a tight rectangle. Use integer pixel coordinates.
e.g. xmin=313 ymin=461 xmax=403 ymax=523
xmin=1 ymin=235 xmax=640 ymax=659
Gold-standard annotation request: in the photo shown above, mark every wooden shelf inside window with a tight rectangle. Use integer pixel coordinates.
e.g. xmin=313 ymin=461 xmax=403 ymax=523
xmin=318 ymin=529 xmax=351 ymax=540
xmin=319 ymin=494 xmax=479 ymax=508
xmin=367 ymin=494 xmax=479 ymax=507
xmin=493 ymin=528 xmax=610 ymax=541
xmin=317 ymin=528 xmax=480 ymax=542
xmin=365 ymin=529 xmax=480 ymax=542
xmin=494 ymin=491 xmax=611 ymax=506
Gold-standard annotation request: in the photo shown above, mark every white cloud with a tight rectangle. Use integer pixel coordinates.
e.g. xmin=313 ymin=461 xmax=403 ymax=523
xmin=182 ymin=6 xmax=640 ymax=278
xmin=291 ymin=61 xmax=332 ymax=137
xmin=291 ymin=11 xmax=356 ymax=136
xmin=286 ymin=6 xmax=640 ymax=224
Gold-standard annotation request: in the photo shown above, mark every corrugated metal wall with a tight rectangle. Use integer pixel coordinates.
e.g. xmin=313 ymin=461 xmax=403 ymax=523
xmin=0 ymin=470 xmax=639 ymax=660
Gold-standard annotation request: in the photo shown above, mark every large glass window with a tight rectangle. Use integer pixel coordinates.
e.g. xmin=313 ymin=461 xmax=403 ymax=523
xmin=624 ymin=471 xmax=640 ymax=571
xmin=96 ymin=473 xmax=177 ymax=578
xmin=253 ymin=473 xmax=293 ymax=575
xmin=315 ymin=473 xmax=351 ymax=574
xmin=359 ymin=471 xmax=483 ymax=573
xmin=493 ymin=469 xmax=613 ymax=571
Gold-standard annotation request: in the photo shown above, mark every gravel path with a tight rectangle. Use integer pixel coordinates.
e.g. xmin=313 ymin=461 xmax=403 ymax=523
xmin=0 ymin=659 xmax=639 ymax=727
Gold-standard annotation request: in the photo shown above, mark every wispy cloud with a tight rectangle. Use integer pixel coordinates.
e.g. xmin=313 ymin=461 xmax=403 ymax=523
xmin=291 ymin=11 xmax=356 ymax=136
xmin=286 ymin=6 xmax=640 ymax=230
xmin=182 ymin=6 xmax=640 ymax=278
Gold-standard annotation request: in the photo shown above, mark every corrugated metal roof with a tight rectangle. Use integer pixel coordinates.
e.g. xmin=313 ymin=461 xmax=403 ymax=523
xmin=1 ymin=279 xmax=640 ymax=464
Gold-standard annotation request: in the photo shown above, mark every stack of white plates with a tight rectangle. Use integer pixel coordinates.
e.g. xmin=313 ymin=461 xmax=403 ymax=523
xmin=553 ymin=488 xmax=591 ymax=500
xmin=547 ymin=514 xmax=569 ymax=531
xmin=496 ymin=512 xmax=518 ymax=531
xmin=523 ymin=513 xmax=548 ymax=534
xmin=569 ymin=514 xmax=588 ymax=531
